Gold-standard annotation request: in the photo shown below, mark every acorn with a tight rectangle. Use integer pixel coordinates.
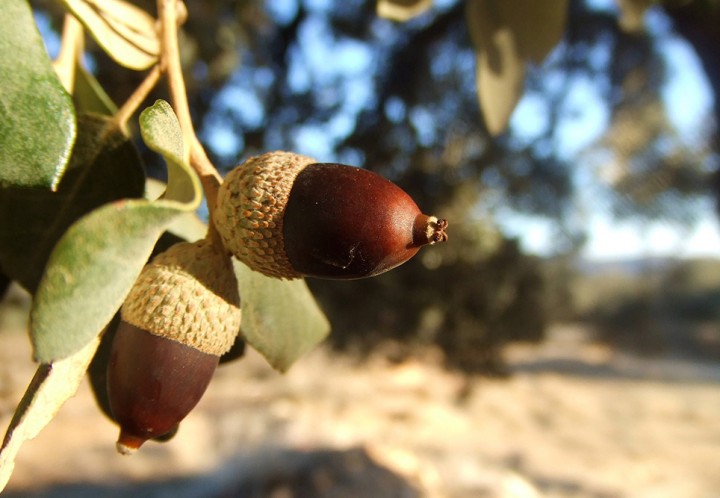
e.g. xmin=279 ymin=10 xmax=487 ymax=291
xmin=107 ymin=239 xmax=241 ymax=454
xmin=214 ymin=151 xmax=448 ymax=280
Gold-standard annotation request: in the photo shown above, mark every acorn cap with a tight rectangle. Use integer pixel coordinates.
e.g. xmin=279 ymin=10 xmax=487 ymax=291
xmin=121 ymin=239 xmax=241 ymax=356
xmin=214 ymin=151 xmax=317 ymax=279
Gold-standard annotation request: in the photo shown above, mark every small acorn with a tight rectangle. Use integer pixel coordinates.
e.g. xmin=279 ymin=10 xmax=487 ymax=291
xmin=214 ymin=151 xmax=448 ymax=279
xmin=107 ymin=239 xmax=241 ymax=454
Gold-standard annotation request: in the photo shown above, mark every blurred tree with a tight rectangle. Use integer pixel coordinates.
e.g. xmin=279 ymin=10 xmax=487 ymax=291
xmin=33 ymin=0 xmax=720 ymax=371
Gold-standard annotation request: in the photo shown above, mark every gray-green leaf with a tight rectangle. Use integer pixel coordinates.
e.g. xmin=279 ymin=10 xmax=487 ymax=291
xmin=74 ymin=64 xmax=118 ymax=115
xmin=30 ymin=200 xmax=189 ymax=362
xmin=140 ymin=100 xmax=199 ymax=205
xmin=0 ymin=0 xmax=76 ymax=189
xmin=235 ymin=262 xmax=331 ymax=372
xmin=466 ymin=0 xmax=568 ymax=135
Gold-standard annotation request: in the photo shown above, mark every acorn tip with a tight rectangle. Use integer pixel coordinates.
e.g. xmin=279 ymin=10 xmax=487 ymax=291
xmin=116 ymin=431 xmax=146 ymax=455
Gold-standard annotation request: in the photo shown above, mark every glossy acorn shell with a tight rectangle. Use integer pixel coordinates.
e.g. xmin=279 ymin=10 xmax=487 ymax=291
xmin=283 ymin=163 xmax=425 ymax=279
xmin=107 ymin=321 xmax=219 ymax=454
xmin=214 ymin=152 xmax=447 ymax=280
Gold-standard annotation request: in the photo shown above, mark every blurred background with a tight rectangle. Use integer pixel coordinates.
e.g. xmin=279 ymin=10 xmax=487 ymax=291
xmin=2 ymin=0 xmax=720 ymax=496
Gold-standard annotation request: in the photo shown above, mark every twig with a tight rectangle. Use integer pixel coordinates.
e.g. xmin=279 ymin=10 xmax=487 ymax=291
xmin=113 ymin=64 xmax=162 ymax=133
xmin=158 ymin=0 xmax=193 ymax=159
xmin=158 ymin=0 xmax=223 ymax=244
xmin=53 ymin=14 xmax=84 ymax=93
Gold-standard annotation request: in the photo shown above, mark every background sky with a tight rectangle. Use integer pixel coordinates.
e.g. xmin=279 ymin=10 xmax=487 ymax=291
xmin=492 ymin=1 xmax=720 ymax=261
xmin=221 ymin=0 xmax=720 ymax=262
xmin=35 ymin=0 xmax=720 ymax=262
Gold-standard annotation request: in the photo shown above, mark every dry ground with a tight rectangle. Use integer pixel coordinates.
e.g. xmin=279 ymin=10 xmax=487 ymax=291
xmin=1 ymin=285 xmax=719 ymax=497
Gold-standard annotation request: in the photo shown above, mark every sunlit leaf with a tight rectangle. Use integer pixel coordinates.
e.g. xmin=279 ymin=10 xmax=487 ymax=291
xmin=0 ymin=337 xmax=100 ymax=493
xmin=31 ymin=100 xmax=201 ymax=362
xmin=466 ymin=0 xmax=568 ymax=135
xmin=511 ymin=0 xmax=568 ymax=64
xmin=377 ymin=0 xmax=432 ymax=22
xmin=61 ymin=0 xmax=159 ymax=70
xmin=476 ymin=36 xmax=524 ymax=136
xmin=140 ymin=100 xmax=185 ymax=161
xmin=0 ymin=114 xmax=145 ymax=292
xmin=616 ymin=0 xmax=653 ymax=32
xmin=139 ymin=100 xmax=199 ymax=205
xmin=235 ymin=262 xmax=331 ymax=372
xmin=0 ymin=0 xmax=76 ymax=189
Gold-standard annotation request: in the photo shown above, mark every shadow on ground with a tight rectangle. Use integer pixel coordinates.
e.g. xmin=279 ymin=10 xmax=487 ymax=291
xmin=3 ymin=446 xmax=420 ymax=498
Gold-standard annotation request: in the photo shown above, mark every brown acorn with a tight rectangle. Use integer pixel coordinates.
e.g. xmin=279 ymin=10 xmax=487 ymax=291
xmin=107 ymin=239 xmax=241 ymax=454
xmin=214 ymin=151 xmax=448 ymax=279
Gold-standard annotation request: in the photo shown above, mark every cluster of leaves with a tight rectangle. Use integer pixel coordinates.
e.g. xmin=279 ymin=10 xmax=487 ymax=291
xmin=0 ymin=0 xmax=328 ymax=489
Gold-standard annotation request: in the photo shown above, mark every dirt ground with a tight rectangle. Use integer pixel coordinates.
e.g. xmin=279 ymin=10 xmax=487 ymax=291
xmin=1 ymin=284 xmax=719 ymax=498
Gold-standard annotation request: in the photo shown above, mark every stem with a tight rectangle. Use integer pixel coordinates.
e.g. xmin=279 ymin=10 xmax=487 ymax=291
xmin=158 ymin=0 xmax=193 ymax=160
xmin=113 ymin=65 xmax=162 ymax=133
xmin=53 ymin=14 xmax=84 ymax=93
xmin=190 ymin=143 xmax=220 ymax=211
xmin=158 ymin=0 xmax=224 ymax=244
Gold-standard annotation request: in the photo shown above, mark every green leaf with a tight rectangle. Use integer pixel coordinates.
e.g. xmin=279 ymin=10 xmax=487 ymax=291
xmin=31 ymin=100 xmax=201 ymax=362
xmin=140 ymin=100 xmax=200 ymax=205
xmin=466 ymin=0 xmax=567 ymax=135
xmin=140 ymin=100 xmax=185 ymax=161
xmin=0 ymin=114 xmax=145 ymax=292
xmin=0 ymin=336 xmax=100 ymax=493
xmin=61 ymin=0 xmax=159 ymax=70
xmin=30 ymin=201 xmax=185 ymax=362
xmin=0 ymin=0 xmax=76 ymax=189
xmin=74 ymin=64 xmax=118 ymax=115
xmin=235 ymin=262 xmax=331 ymax=372
xmin=466 ymin=0 xmax=525 ymax=136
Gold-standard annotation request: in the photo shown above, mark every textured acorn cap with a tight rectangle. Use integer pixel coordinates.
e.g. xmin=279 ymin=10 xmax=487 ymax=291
xmin=214 ymin=151 xmax=317 ymax=279
xmin=121 ymin=239 xmax=241 ymax=356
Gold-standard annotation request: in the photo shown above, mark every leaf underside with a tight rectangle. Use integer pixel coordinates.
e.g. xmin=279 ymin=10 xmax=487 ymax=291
xmin=235 ymin=262 xmax=331 ymax=373
xmin=60 ymin=0 xmax=159 ymax=71
xmin=0 ymin=337 xmax=101 ymax=493
xmin=466 ymin=0 xmax=568 ymax=135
